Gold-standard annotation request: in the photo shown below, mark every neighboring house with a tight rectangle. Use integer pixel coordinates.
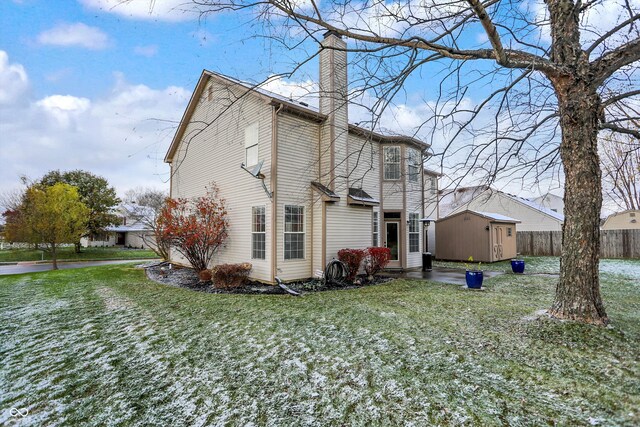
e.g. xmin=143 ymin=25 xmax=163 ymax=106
xmin=441 ymin=187 xmax=564 ymax=231
xmin=435 ymin=210 xmax=520 ymax=262
xmin=532 ymin=192 xmax=564 ymax=214
xmin=165 ymin=31 xmax=437 ymax=283
xmin=81 ymin=204 xmax=155 ymax=248
xmin=601 ymin=210 xmax=640 ymax=230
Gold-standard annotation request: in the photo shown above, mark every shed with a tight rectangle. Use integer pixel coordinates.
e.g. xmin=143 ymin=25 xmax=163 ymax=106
xmin=435 ymin=210 xmax=521 ymax=263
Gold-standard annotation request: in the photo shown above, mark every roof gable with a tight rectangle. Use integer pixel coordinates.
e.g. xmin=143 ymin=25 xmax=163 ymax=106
xmin=165 ymin=70 xmax=430 ymax=163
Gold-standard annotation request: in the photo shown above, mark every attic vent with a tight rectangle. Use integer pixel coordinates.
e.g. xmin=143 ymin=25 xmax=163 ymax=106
xmin=299 ymin=102 xmax=309 ymax=107
xmin=630 ymin=212 xmax=636 ymax=217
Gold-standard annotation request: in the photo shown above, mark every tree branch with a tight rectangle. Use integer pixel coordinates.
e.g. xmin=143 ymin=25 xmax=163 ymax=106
xmin=591 ymin=37 xmax=640 ymax=87
xmin=600 ymin=122 xmax=640 ymax=138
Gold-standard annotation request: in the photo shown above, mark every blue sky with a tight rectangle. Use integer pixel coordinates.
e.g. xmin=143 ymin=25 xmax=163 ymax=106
xmin=0 ymin=0 xmax=570 ymax=202
xmin=1 ymin=0 xmax=290 ymax=198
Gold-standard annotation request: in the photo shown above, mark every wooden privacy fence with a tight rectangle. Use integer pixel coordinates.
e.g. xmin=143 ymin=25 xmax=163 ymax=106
xmin=517 ymin=230 xmax=640 ymax=259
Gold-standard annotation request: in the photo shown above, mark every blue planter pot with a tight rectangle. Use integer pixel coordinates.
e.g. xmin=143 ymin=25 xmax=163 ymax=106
xmin=465 ymin=270 xmax=483 ymax=289
xmin=511 ymin=259 xmax=525 ymax=274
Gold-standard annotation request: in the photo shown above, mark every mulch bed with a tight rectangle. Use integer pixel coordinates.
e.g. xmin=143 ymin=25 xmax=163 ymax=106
xmin=143 ymin=262 xmax=392 ymax=295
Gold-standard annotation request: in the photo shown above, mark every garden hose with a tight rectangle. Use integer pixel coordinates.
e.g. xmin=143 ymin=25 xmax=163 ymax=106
xmin=323 ymin=259 xmax=349 ymax=286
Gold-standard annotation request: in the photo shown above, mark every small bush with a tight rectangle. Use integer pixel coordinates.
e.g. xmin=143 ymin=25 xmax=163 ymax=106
xmin=337 ymin=248 xmax=366 ymax=282
xmin=198 ymin=269 xmax=212 ymax=283
xmin=212 ymin=263 xmax=252 ymax=289
xmin=364 ymin=247 xmax=391 ymax=279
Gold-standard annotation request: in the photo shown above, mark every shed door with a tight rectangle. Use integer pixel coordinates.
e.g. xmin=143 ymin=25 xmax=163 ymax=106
xmin=493 ymin=226 xmax=504 ymax=261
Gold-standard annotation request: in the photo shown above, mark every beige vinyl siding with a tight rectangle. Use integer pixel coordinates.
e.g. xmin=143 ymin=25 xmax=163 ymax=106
xmin=170 ymin=77 xmax=273 ymax=281
xmin=405 ymin=147 xmax=423 ymax=267
xmin=321 ymin=133 xmax=379 ymax=264
xmin=450 ymin=191 xmax=563 ymax=232
xmin=382 ymin=182 xmax=404 ymax=210
xmin=406 ymin=191 xmax=423 ymax=268
xmin=325 ymin=203 xmax=373 ymax=264
xmin=312 ymin=193 xmax=324 ymax=275
xmin=275 ymin=113 xmax=318 ymax=281
xmin=124 ymin=232 xmax=151 ymax=249
xmin=423 ymin=172 xmax=439 ymax=255
xmin=348 ymin=133 xmax=380 ymax=194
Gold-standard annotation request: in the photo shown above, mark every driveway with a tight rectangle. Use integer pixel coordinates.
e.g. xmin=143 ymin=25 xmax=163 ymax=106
xmin=0 ymin=259 xmax=158 ymax=276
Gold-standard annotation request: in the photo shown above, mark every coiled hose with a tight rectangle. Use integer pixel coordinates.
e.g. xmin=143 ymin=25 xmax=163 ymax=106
xmin=324 ymin=259 xmax=349 ymax=286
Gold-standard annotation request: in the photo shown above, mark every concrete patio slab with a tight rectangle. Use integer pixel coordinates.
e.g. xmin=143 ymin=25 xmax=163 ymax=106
xmin=382 ymin=267 xmax=504 ymax=285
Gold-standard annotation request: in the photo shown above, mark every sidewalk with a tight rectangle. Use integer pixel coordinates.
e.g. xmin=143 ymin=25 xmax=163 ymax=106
xmin=0 ymin=259 xmax=159 ymax=275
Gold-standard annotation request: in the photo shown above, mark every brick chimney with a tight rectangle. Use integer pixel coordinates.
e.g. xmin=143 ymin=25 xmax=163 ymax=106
xmin=319 ymin=31 xmax=348 ymax=193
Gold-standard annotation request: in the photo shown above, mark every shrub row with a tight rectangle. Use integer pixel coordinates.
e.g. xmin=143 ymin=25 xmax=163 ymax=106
xmin=337 ymin=247 xmax=391 ymax=282
xmin=198 ymin=263 xmax=253 ymax=288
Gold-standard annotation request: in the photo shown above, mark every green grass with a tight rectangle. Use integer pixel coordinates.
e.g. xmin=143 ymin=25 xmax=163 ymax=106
xmin=434 ymin=256 xmax=561 ymax=273
xmin=1 ymin=263 xmax=638 ymax=426
xmin=0 ymin=247 xmax=158 ymax=263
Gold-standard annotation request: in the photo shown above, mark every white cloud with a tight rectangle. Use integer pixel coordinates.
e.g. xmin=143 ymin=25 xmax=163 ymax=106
xmin=261 ymin=75 xmax=319 ymax=107
xmin=37 ymin=22 xmax=110 ymax=50
xmin=0 ymin=51 xmax=29 ymax=105
xmin=133 ymin=44 xmax=158 ymax=57
xmin=79 ymin=0 xmax=199 ymax=22
xmin=0 ymin=51 xmax=190 ymax=197
xmin=531 ymin=0 xmax=640 ymax=51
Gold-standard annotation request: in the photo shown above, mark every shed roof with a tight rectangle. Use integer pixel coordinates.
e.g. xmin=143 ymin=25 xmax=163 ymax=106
xmin=348 ymin=187 xmax=379 ymax=206
xmin=438 ymin=209 xmax=521 ymax=223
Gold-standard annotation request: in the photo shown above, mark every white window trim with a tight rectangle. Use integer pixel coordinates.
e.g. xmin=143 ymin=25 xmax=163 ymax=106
xmin=409 ymin=212 xmax=420 ymax=253
xmin=373 ymin=211 xmax=379 ymax=246
xmin=408 ymin=148 xmax=420 ymax=183
xmin=283 ymin=205 xmax=305 ymax=260
xmin=245 ymin=122 xmax=259 ymax=167
xmin=251 ymin=206 xmax=266 ymax=260
xmin=383 ymin=146 xmax=401 ymax=181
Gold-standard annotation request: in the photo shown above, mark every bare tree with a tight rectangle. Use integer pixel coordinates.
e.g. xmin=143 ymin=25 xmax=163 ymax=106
xmin=149 ymin=0 xmax=640 ymax=324
xmin=600 ymin=106 xmax=640 ymax=211
xmin=123 ymin=187 xmax=170 ymax=260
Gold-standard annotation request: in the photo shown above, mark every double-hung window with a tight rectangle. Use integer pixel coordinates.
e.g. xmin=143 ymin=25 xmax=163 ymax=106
xmin=245 ymin=122 xmax=259 ymax=167
xmin=408 ymin=148 xmax=420 ymax=183
xmin=284 ymin=205 xmax=304 ymax=260
xmin=409 ymin=213 xmax=420 ymax=252
xmin=252 ymin=206 xmax=266 ymax=259
xmin=372 ymin=211 xmax=379 ymax=246
xmin=383 ymin=146 xmax=401 ymax=180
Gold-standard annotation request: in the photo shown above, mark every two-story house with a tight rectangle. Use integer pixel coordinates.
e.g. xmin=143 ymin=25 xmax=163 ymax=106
xmin=165 ymin=31 xmax=437 ymax=283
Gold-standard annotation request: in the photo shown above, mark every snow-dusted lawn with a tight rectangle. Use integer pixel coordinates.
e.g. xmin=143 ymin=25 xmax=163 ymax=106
xmin=1 ymin=263 xmax=638 ymax=426
xmin=435 ymin=255 xmax=640 ymax=277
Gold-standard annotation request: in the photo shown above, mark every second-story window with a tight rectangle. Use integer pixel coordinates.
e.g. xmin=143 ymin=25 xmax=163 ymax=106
xmin=245 ymin=122 xmax=259 ymax=167
xmin=383 ymin=146 xmax=401 ymax=180
xmin=408 ymin=148 xmax=420 ymax=183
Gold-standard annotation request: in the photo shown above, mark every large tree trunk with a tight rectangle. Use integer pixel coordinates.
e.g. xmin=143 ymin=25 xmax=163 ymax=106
xmin=545 ymin=0 xmax=608 ymax=325
xmin=549 ymin=78 xmax=608 ymax=325
xmin=51 ymin=244 xmax=58 ymax=270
